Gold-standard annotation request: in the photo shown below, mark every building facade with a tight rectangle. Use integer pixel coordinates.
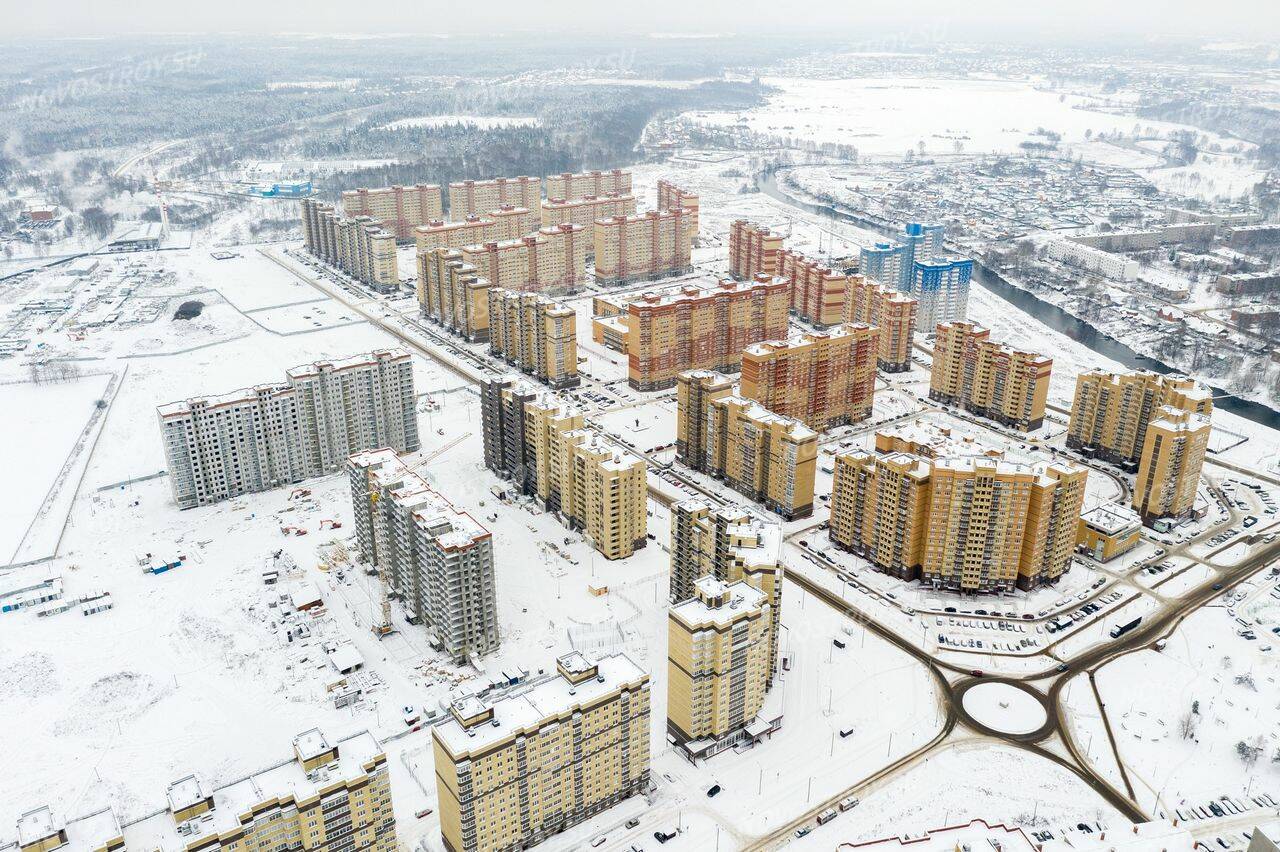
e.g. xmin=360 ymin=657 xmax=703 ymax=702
xmin=11 ymin=730 xmax=394 ymax=852
xmin=1067 ymin=370 xmax=1213 ymax=467
xmin=447 ymin=176 xmax=541 ymax=220
xmin=1132 ymin=406 xmax=1211 ymax=524
xmin=656 ymin=179 xmax=699 ymax=239
xmin=432 ymin=652 xmax=650 ymax=852
xmin=348 ymin=449 xmax=499 ymax=662
xmin=929 ymin=321 xmax=1052 ymax=431
xmin=418 ymin=249 xmax=492 ymax=342
xmin=739 ymin=326 xmax=879 ymax=432
xmin=667 ymin=577 xmax=772 ymax=751
xmin=486 ymin=288 xmax=580 ymax=388
xmin=831 ymin=443 xmax=1086 ymax=593
xmin=301 ymin=200 xmax=399 ymax=291
xmin=842 ymin=275 xmax=919 ymax=372
xmin=623 ymin=276 xmax=790 ymax=391
xmin=539 ymin=194 xmax=636 ymax=243
xmin=592 ymin=209 xmax=692 ymax=285
xmin=544 ymin=169 xmax=631 ymax=201
xmin=728 ymin=220 xmax=784 ymax=280
xmin=859 ymin=222 xmax=946 ymax=290
xmin=158 ymin=350 xmax=419 ymax=509
xmin=460 ymin=224 xmax=588 ymax=294
xmin=777 ymin=249 xmax=849 ymax=328
xmin=342 ymin=183 xmax=443 ymax=241
xmin=1077 ymin=502 xmax=1143 ymax=562
xmin=907 ymin=257 xmax=972 ymax=326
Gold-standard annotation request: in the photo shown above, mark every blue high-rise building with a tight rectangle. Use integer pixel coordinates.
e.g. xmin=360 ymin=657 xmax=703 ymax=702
xmin=860 ymin=241 xmax=907 ymax=288
xmin=860 ymin=222 xmax=948 ymax=290
xmin=907 ymin=257 xmax=972 ymax=328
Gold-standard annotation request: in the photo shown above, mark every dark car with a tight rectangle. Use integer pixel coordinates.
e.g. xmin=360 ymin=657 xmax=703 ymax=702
xmin=945 ymin=607 xmax=957 ymax=613
xmin=707 ymin=784 xmax=721 ymax=798
xmin=970 ymin=669 xmax=984 ymax=677
xmin=1213 ymin=583 xmax=1224 ymax=590
xmin=1056 ymin=663 xmax=1070 ymax=672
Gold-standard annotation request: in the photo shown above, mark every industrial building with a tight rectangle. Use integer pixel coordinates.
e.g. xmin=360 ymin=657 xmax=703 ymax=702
xmin=657 ymin=179 xmax=699 ymax=238
xmin=830 ymin=440 xmax=1086 ymax=593
xmin=544 ymin=168 xmax=631 ymax=200
xmin=1066 ymin=370 xmax=1213 ymax=467
xmin=728 ymin=219 xmax=784 ymax=280
xmin=676 ymin=375 xmax=818 ymax=519
xmin=739 ymin=325 xmax=879 ymax=432
xmin=592 ymin=209 xmax=692 ymax=285
xmin=10 ymin=730 xmax=395 ymax=852
xmin=842 ymin=275 xmax=919 ymax=372
xmin=929 ymin=321 xmax=1052 ymax=431
xmin=158 ymin=350 xmax=419 ymax=509
xmin=341 ymin=183 xmax=443 ymax=241
xmin=1132 ymin=406 xmax=1211 ymax=525
xmin=460 ymin=223 xmax=588 ymax=294
xmin=486 ymin=288 xmax=580 ymax=388
xmin=447 ymin=176 xmax=541 ymax=220
xmin=620 ymin=276 xmax=790 ymax=391
xmin=432 ymin=652 xmax=650 ymax=852
xmin=348 ymin=448 xmax=499 ymax=662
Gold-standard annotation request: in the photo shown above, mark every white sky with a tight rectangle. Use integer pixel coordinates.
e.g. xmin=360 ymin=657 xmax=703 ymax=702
xmin=1 ymin=0 xmax=1277 ymax=41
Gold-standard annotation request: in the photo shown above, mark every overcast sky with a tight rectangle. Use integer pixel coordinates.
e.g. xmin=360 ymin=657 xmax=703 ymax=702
xmin=1 ymin=0 xmax=1277 ymax=41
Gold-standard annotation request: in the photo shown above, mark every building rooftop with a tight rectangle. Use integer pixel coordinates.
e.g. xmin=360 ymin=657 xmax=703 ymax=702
xmin=349 ymin=448 xmax=490 ymax=550
xmin=1081 ymin=502 xmax=1142 ymax=535
xmin=433 ymin=652 xmax=647 ymax=755
xmin=670 ymin=577 xmax=767 ymax=628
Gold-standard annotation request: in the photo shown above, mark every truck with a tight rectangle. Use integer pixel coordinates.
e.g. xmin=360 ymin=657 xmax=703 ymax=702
xmin=1109 ymin=617 xmax=1142 ymax=639
xmin=817 ymin=808 xmax=838 ymax=825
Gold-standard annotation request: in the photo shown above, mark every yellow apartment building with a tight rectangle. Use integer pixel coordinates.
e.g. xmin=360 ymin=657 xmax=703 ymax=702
xmin=342 ymin=183 xmax=442 ymax=240
xmin=432 ymin=651 xmax=650 ymax=852
xmin=777 ymin=249 xmax=849 ymax=328
xmin=1132 ymin=406 xmax=1211 ymax=524
xmin=1067 ymin=370 xmax=1213 ymax=467
xmin=843 ymin=275 xmax=919 ymax=372
xmin=417 ymin=249 xmax=492 ymax=342
xmin=447 ymin=176 xmax=541 ymax=220
xmin=929 ymin=321 xmax=1052 ymax=431
xmin=545 ymin=169 xmax=631 ymax=200
xmin=540 ymin=194 xmax=636 ymax=242
xmin=487 ymin=288 xmax=580 ymax=388
xmin=593 ymin=209 xmax=692 ymax=285
xmin=739 ymin=325 xmax=879 ymax=432
xmin=656 ymin=179 xmax=699 ymax=239
xmin=460 ymin=224 xmax=588 ymax=294
xmin=728 ymin=219 xmax=784 ymax=280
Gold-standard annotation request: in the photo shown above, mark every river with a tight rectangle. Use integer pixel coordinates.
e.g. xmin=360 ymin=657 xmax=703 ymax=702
xmin=757 ymin=168 xmax=1280 ymax=432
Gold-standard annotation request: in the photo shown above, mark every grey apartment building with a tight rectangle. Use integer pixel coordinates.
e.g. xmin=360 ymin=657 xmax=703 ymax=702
xmin=347 ymin=448 xmax=499 ymax=662
xmin=158 ymin=349 xmax=419 ymax=509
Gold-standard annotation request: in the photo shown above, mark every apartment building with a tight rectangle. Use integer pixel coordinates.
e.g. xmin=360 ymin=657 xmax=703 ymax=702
xmin=10 ymin=730 xmax=394 ymax=852
xmin=593 ymin=209 xmax=692 ymax=285
xmin=656 ymin=179 xmax=699 ymax=239
xmin=301 ymin=200 xmax=399 ymax=291
xmin=842 ymin=275 xmax=919 ymax=372
xmin=460 ymin=224 xmax=588 ymax=294
xmin=675 ymin=370 xmax=735 ymax=470
xmin=544 ymin=169 xmax=631 ymax=201
xmin=539 ymin=193 xmax=636 ymax=242
xmin=1067 ymin=370 xmax=1213 ymax=467
xmin=668 ymin=576 xmax=772 ymax=755
xmin=728 ymin=220 xmax=784 ymax=280
xmin=859 ymin=222 xmax=946 ymax=289
xmin=486 ymin=288 xmax=580 ymax=388
xmin=158 ymin=350 xmax=419 ymax=509
xmin=740 ymin=325 xmax=878 ymax=432
xmin=342 ymin=183 xmax=443 ymax=240
xmin=677 ymin=381 xmax=818 ymax=519
xmin=348 ymin=449 xmax=498 ymax=662
xmin=623 ymin=275 xmax=790 ymax=391
xmin=907 ymin=257 xmax=972 ymax=326
xmin=417 ymin=249 xmax=492 ymax=342
xmin=830 ymin=445 xmax=1086 ymax=592
xmin=1132 ymin=406 xmax=1211 ymax=524
xmin=479 ymin=380 xmax=648 ymax=559
xmin=415 ymin=217 xmax=495 ymax=255
xmin=929 ymin=321 xmax=1052 ymax=431
xmin=668 ymin=499 xmax=783 ymax=682
xmin=777 ymin=249 xmax=849 ymax=328
xmin=433 ymin=652 xmax=650 ymax=852
xmin=447 ymin=176 xmax=541 ymax=220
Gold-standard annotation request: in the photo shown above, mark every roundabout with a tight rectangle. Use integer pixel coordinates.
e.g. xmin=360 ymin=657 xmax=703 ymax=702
xmin=954 ymin=678 xmax=1054 ymax=741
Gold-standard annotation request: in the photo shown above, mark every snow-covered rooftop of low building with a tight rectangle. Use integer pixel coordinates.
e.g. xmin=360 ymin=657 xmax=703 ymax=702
xmin=1080 ymin=501 xmax=1142 ymax=535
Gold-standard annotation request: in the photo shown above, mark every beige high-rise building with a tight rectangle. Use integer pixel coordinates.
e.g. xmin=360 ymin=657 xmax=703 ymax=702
xmin=415 ymin=216 xmax=496 ymax=255
xmin=843 ymin=275 xmax=919 ymax=372
xmin=447 ymin=176 xmax=541 ymax=220
xmin=540 ymin=193 xmax=636 ymax=242
xmin=1132 ymin=406 xmax=1211 ymax=523
xmin=677 ymin=383 xmax=818 ymax=519
xmin=929 ymin=321 xmax=1052 ymax=432
xmin=740 ymin=325 xmax=879 ymax=432
xmin=667 ymin=576 xmax=772 ymax=753
xmin=831 ymin=441 xmax=1086 ymax=592
xmin=669 ymin=499 xmax=783 ymax=681
xmin=12 ymin=730 xmax=395 ymax=852
xmin=433 ymin=651 xmax=650 ymax=852
xmin=342 ymin=183 xmax=443 ymax=240
xmin=545 ymin=169 xmax=631 ymax=201
xmin=593 ymin=209 xmax=692 ymax=285
xmin=480 ymin=385 xmax=648 ymax=559
xmin=460 ymin=224 xmax=588 ymax=294
xmin=675 ymin=370 xmax=735 ymax=470
xmin=657 ymin=179 xmax=699 ymax=239
xmin=302 ymin=200 xmax=399 ymax=292
xmin=1067 ymin=370 xmax=1213 ymax=467
xmin=623 ymin=276 xmax=790 ymax=390
xmin=487 ymin=288 xmax=579 ymax=388
xmin=778 ymin=249 xmax=849 ymax=328
xmin=729 ymin=220 xmax=784 ymax=280
xmin=417 ymin=249 xmax=492 ymax=341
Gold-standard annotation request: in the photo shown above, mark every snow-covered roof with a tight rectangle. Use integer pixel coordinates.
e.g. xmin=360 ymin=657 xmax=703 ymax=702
xmin=670 ymin=578 xmax=766 ymax=628
xmin=1080 ymin=502 xmax=1142 ymax=535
